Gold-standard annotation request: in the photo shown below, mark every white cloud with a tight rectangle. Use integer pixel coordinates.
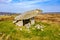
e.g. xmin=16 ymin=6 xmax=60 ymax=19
xmin=32 ymin=0 xmax=50 ymax=2
xmin=0 ymin=0 xmax=50 ymax=3
xmin=0 ymin=0 xmax=12 ymax=3
xmin=1 ymin=0 xmax=59 ymax=13
xmin=10 ymin=0 xmax=50 ymax=7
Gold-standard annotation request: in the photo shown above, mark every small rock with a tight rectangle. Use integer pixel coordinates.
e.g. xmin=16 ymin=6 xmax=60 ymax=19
xmin=41 ymin=29 xmax=44 ymax=31
xmin=13 ymin=21 xmax=16 ymax=23
xmin=20 ymin=28 xmax=22 ymax=31
xmin=35 ymin=24 xmax=44 ymax=31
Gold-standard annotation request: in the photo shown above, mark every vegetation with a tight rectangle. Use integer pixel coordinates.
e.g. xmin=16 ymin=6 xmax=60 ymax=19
xmin=0 ymin=14 xmax=60 ymax=40
xmin=0 ymin=20 xmax=60 ymax=40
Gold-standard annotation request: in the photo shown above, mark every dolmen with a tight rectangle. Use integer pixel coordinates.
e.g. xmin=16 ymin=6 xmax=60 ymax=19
xmin=13 ymin=9 xmax=42 ymax=27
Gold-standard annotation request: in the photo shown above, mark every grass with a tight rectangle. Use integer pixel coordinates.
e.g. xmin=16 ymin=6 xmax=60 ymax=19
xmin=0 ymin=20 xmax=60 ymax=40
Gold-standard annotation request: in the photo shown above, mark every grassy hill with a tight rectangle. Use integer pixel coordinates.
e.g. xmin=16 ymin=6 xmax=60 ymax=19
xmin=0 ymin=13 xmax=60 ymax=40
xmin=0 ymin=20 xmax=60 ymax=40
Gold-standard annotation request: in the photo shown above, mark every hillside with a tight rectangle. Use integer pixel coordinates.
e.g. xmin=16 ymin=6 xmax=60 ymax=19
xmin=0 ymin=12 xmax=20 ymax=15
xmin=0 ymin=12 xmax=60 ymax=40
xmin=0 ymin=12 xmax=60 ymax=23
xmin=35 ymin=13 xmax=60 ymax=23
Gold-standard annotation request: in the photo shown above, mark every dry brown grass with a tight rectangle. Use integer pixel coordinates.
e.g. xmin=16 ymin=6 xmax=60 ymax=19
xmin=35 ymin=14 xmax=60 ymax=23
xmin=0 ymin=15 xmax=15 ymax=21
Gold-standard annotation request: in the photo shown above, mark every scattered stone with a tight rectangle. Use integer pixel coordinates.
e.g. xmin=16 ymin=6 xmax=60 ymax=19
xmin=13 ymin=20 xmax=17 ymax=23
xmin=35 ymin=24 xmax=44 ymax=31
xmin=20 ymin=28 xmax=22 ymax=31
xmin=41 ymin=29 xmax=44 ymax=31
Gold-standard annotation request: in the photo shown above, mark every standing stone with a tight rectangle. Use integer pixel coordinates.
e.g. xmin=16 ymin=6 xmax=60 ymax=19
xmin=16 ymin=21 xmax=23 ymax=26
xmin=31 ymin=19 xmax=35 ymax=25
xmin=25 ymin=23 xmax=30 ymax=29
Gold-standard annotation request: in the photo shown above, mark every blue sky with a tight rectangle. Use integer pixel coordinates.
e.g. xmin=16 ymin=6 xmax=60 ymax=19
xmin=0 ymin=0 xmax=60 ymax=13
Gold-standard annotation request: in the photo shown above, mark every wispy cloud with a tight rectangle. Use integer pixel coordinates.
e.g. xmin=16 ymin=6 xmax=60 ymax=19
xmin=0 ymin=0 xmax=60 ymax=13
xmin=8 ymin=0 xmax=51 ymax=8
xmin=0 ymin=0 xmax=50 ymax=3
xmin=0 ymin=0 xmax=51 ymax=8
xmin=0 ymin=0 xmax=12 ymax=3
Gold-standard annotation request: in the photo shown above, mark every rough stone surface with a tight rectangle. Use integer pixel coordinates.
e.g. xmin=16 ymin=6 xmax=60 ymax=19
xmin=16 ymin=21 xmax=23 ymax=26
xmin=25 ymin=23 xmax=31 ymax=29
xmin=35 ymin=24 xmax=44 ymax=31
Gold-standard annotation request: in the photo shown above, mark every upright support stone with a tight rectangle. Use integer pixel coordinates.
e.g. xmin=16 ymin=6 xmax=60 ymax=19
xmin=31 ymin=19 xmax=35 ymax=25
xmin=16 ymin=21 xmax=23 ymax=26
xmin=25 ymin=23 xmax=31 ymax=28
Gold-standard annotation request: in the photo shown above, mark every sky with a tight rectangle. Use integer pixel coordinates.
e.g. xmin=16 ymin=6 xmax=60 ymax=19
xmin=0 ymin=0 xmax=60 ymax=13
